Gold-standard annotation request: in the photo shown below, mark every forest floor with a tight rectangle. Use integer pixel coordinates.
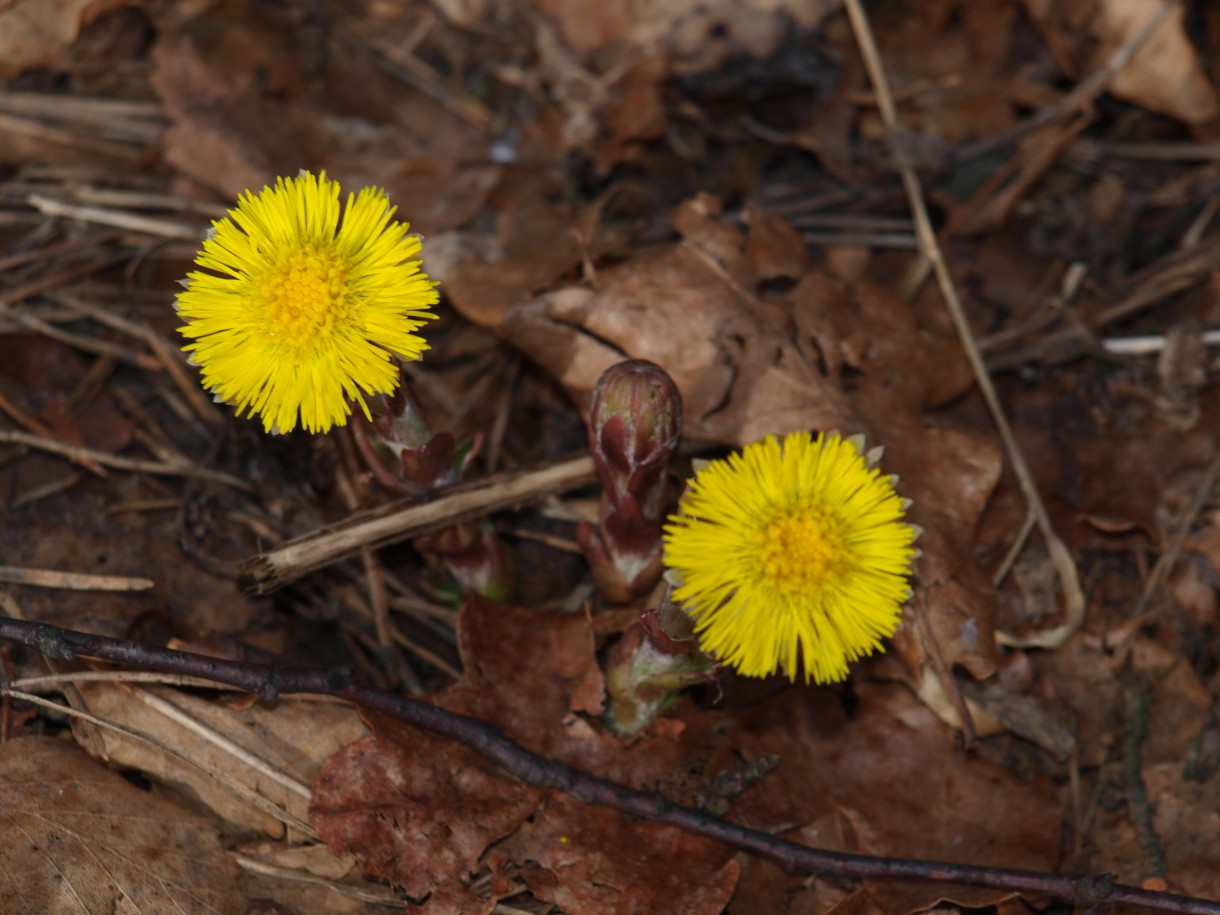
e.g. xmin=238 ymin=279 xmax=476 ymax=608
xmin=2 ymin=0 xmax=1220 ymax=912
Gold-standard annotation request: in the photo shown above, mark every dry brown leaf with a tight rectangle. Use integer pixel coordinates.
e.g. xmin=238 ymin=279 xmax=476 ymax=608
xmin=312 ymin=713 xmax=541 ymax=907
xmin=1075 ymin=420 xmax=1217 ymax=539
xmin=1129 ymin=638 xmax=1212 ymax=766
xmin=437 ymin=177 xmax=586 ymax=328
xmin=439 ymin=597 xmax=607 ymax=745
xmin=76 ymin=683 xmax=369 ymax=836
xmin=1022 ymin=0 xmax=1220 ymax=125
xmin=0 ymin=335 xmax=134 ymax=454
xmin=313 ymin=597 xmax=737 ymax=908
xmin=0 ymin=0 xmax=131 ymax=78
xmin=0 ymin=735 xmax=244 ymax=913
xmin=2 ymin=493 xmax=267 ymax=638
xmin=734 ymin=811 xmax=866 ymax=915
xmin=151 ymin=24 xmax=499 ymax=234
xmin=745 ymin=201 xmax=812 ymax=282
xmin=1081 ymin=758 xmax=1220 ymax=896
xmin=628 ymin=0 xmax=837 ymax=75
xmin=533 ymin=0 xmax=636 ymax=53
xmin=1144 ymin=764 xmax=1220 ymax=897
xmin=863 ymin=0 xmax=1023 ymax=144
xmin=722 ymin=681 xmax=1061 ymax=913
xmin=1096 ymin=0 xmax=1220 ymax=124
xmin=501 ymin=793 xmax=739 ymax=915
xmin=1036 ymin=633 xmax=1124 ymax=768
xmin=494 ymin=197 xmax=858 ymax=447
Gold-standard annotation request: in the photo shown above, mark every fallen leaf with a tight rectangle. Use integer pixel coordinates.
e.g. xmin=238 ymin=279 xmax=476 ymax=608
xmin=1022 ymin=0 xmax=1220 ymax=125
xmin=0 ymin=335 xmax=134 ymax=454
xmin=745 ymin=201 xmax=812 ymax=282
xmin=313 ymin=597 xmax=737 ymax=908
xmin=77 ymin=683 xmax=369 ymax=836
xmin=1080 ymin=757 xmax=1220 ymax=896
xmin=0 ymin=735 xmax=244 ymax=913
xmin=721 ymin=681 xmax=1061 ymax=913
xmin=1036 ymin=632 xmax=1124 ymax=768
xmin=311 ymin=714 xmax=542 ymax=905
xmin=151 ymin=23 xmax=499 ymax=234
xmin=501 ymin=793 xmax=738 ymax=915
xmin=628 ymin=0 xmax=837 ymax=75
xmin=533 ymin=0 xmax=636 ymax=53
xmin=865 ymin=0 xmax=1023 ymax=144
xmin=1098 ymin=0 xmax=1220 ymax=124
xmin=1128 ymin=638 xmax=1211 ymax=766
xmin=2 ymin=487 xmax=267 ymax=638
xmin=494 ymin=197 xmax=858 ymax=447
xmin=0 ymin=0 xmax=131 ymax=78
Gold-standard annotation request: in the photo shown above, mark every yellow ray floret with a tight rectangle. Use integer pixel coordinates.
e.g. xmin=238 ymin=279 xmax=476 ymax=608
xmin=176 ymin=171 xmax=439 ymax=434
xmin=663 ymin=431 xmax=916 ymax=684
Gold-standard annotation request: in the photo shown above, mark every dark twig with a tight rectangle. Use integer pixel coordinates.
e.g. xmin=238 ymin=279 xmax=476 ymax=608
xmin=0 ymin=617 xmax=1217 ymax=913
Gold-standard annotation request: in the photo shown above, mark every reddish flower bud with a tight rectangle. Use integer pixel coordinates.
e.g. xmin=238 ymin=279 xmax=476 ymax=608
xmin=353 ymin=366 xmax=480 ymax=496
xmin=604 ymin=581 xmax=719 ymax=736
xmin=583 ymin=360 xmax=682 ymax=603
xmin=415 ymin=521 xmax=517 ymax=603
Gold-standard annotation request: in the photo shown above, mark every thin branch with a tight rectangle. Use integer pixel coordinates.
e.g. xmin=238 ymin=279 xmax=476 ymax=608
xmin=0 ymin=566 xmax=153 ymax=592
xmin=241 ymin=454 xmax=597 ymax=594
xmin=0 ymin=615 xmax=1216 ymax=914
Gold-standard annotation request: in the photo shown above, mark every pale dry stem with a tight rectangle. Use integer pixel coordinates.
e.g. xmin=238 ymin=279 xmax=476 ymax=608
xmin=242 ymin=453 xmax=598 ymax=594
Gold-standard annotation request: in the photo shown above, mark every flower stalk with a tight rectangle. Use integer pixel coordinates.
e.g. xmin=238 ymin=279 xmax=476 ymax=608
xmin=604 ymin=578 xmax=719 ymax=737
xmin=578 ymin=360 xmax=682 ymax=604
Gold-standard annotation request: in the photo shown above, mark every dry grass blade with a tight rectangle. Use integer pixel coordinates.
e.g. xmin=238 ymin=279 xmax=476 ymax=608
xmin=26 ymin=193 xmax=203 ymax=240
xmin=0 ymin=428 xmax=251 ymax=489
xmin=0 ymin=566 xmax=153 ymax=592
xmin=132 ymin=688 xmax=314 ymax=800
xmin=9 ymin=671 xmax=243 ymax=692
xmin=842 ymin=0 xmax=1085 ymax=649
xmin=1130 ymin=450 xmax=1220 ymax=621
xmin=232 ymin=853 xmax=404 ymax=906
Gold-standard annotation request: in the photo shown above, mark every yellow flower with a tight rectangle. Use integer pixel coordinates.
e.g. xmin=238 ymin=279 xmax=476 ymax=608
xmin=176 ymin=171 xmax=438 ymax=434
xmin=663 ymin=431 xmax=916 ymax=684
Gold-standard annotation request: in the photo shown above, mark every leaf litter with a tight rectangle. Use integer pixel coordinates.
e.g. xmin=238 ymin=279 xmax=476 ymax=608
xmin=1 ymin=0 xmax=1220 ymax=912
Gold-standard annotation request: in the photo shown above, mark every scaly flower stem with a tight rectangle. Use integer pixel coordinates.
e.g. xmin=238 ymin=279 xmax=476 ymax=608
xmin=0 ymin=615 xmax=1215 ymax=915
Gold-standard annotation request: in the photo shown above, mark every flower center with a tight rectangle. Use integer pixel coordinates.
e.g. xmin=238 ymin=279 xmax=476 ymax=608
xmin=758 ymin=512 xmax=847 ymax=593
xmin=258 ymin=244 xmax=352 ymax=353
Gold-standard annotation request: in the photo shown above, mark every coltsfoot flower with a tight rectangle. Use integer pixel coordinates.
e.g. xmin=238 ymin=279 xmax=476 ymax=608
xmin=176 ymin=171 xmax=438 ymax=434
xmin=663 ymin=431 xmax=916 ymax=684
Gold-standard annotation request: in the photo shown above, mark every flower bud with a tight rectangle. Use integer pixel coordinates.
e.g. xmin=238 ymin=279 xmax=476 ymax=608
xmin=604 ymin=581 xmax=719 ymax=736
xmin=353 ymin=366 xmax=480 ymax=496
xmin=582 ymin=360 xmax=682 ymax=603
xmin=415 ymin=521 xmax=517 ymax=603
